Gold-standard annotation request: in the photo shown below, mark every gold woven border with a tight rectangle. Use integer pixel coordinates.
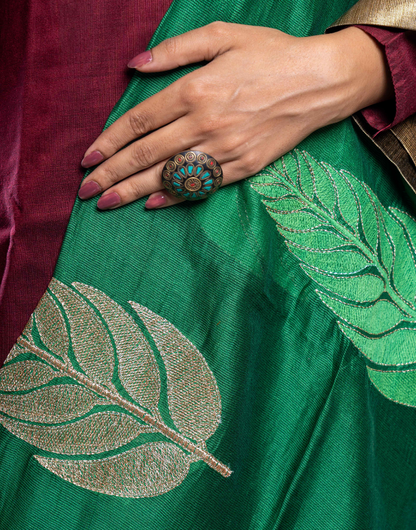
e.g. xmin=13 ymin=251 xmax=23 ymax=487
xmin=329 ymin=0 xmax=416 ymax=31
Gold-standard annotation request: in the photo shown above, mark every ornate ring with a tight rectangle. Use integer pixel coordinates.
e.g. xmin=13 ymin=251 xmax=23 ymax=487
xmin=161 ymin=150 xmax=223 ymax=201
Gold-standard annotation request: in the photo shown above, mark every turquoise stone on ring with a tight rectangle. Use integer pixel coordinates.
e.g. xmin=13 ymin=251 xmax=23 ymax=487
xmin=161 ymin=150 xmax=223 ymax=201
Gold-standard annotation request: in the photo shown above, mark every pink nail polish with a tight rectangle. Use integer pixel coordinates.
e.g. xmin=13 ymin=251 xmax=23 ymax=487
xmin=145 ymin=193 xmax=167 ymax=209
xmin=97 ymin=192 xmax=121 ymax=210
xmin=127 ymin=50 xmax=152 ymax=69
xmin=81 ymin=150 xmax=104 ymax=168
xmin=78 ymin=181 xmax=101 ymax=200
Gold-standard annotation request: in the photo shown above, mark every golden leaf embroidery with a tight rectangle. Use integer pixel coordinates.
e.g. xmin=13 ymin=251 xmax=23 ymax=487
xmin=49 ymin=279 xmax=116 ymax=390
xmin=35 ymin=442 xmax=191 ymax=498
xmin=0 ymin=280 xmax=231 ymax=498
xmin=0 ymin=385 xmax=105 ymax=423
xmin=0 ymin=360 xmax=61 ymax=392
xmin=22 ymin=314 xmax=34 ymax=343
xmin=5 ymin=344 xmax=27 ymax=362
xmin=0 ymin=412 xmax=147 ymax=455
xmin=34 ymin=291 xmax=69 ymax=360
xmin=131 ymin=303 xmax=221 ymax=441
xmin=73 ymin=283 xmax=160 ymax=412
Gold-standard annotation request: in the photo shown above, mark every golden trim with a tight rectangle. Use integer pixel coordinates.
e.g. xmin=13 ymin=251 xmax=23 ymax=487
xmin=329 ymin=0 xmax=416 ymax=31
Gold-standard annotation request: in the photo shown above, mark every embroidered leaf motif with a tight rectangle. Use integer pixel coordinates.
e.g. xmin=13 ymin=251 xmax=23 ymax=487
xmin=307 ymin=154 xmax=336 ymax=215
xmin=0 ymin=360 xmax=60 ymax=391
xmin=0 ymin=412 xmax=146 ymax=455
xmin=0 ymin=385 xmax=104 ymax=423
xmin=131 ymin=303 xmax=221 ymax=441
xmin=0 ymin=281 xmax=231 ymax=498
xmin=49 ymin=279 xmax=116 ymax=389
xmin=317 ymin=294 xmax=405 ymax=335
xmin=301 ymin=267 xmax=384 ymax=303
xmin=386 ymin=209 xmax=416 ymax=305
xmin=377 ymin=206 xmax=394 ymax=272
xmin=34 ymin=291 xmax=69 ymax=360
xmin=5 ymin=343 xmax=32 ymax=363
xmin=367 ymin=367 xmax=416 ymax=407
xmin=267 ymin=209 xmax=323 ymax=231
xmin=281 ymin=228 xmax=348 ymax=251
xmin=323 ymin=165 xmax=358 ymax=233
xmin=392 ymin=208 xmax=416 ymax=256
xmin=35 ymin=442 xmax=191 ymax=498
xmin=289 ymin=246 xmax=370 ymax=274
xmin=22 ymin=314 xmax=34 ymax=343
xmin=72 ymin=283 xmax=160 ymax=412
xmin=266 ymin=196 xmax=306 ymax=213
xmin=339 ymin=325 xmax=416 ymax=365
xmin=298 ymin=152 xmax=314 ymax=200
xmin=351 ymin=177 xmax=378 ymax=251
xmin=250 ymin=149 xmax=416 ymax=406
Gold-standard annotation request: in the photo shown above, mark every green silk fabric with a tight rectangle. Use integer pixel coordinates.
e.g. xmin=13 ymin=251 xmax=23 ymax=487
xmin=2 ymin=0 xmax=416 ymax=528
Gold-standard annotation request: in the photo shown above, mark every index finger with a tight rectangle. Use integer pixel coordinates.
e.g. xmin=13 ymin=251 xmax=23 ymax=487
xmin=81 ymin=81 xmax=187 ymax=168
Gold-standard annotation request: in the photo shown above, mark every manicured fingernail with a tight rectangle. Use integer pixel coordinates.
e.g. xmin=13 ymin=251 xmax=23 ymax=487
xmin=81 ymin=150 xmax=104 ymax=168
xmin=127 ymin=50 xmax=152 ymax=69
xmin=145 ymin=193 xmax=167 ymax=209
xmin=97 ymin=192 xmax=121 ymax=210
xmin=78 ymin=181 xmax=101 ymax=200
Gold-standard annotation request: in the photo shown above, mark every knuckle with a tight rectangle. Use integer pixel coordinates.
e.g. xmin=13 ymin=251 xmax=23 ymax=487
xmin=104 ymin=131 xmax=121 ymax=151
xmin=243 ymin=153 xmax=261 ymax=175
xmin=220 ymin=136 xmax=241 ymax=155
xmin=200 ymin=115 xmax=220 ymax=134
xmin=127 ymin=179 xmax=146 ymax=199
xmin=162 ymin=36 xmax=178 ymax=56
xmin=207 ymin=21 xmax=229 ymax=38
xmin=101 ymin=165 xmax=120 ymax=185
xmin=183 ymin=79 xmax=209 ymax=104
xmin=128 ymin=111 xmax=152 ymax=137
xmin=131 ymin=142 xmax=155 ymax=167
xmin=200 ymin=113 xmax=232 ymax=136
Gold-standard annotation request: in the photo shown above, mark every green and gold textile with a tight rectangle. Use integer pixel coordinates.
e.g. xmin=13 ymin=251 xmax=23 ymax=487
xmin=1 ymin=0 xmax=416 ymax=528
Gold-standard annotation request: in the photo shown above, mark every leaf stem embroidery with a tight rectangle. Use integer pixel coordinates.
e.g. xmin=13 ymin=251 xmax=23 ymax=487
xmin=18 ymin=337 xmax=231 ymax=478
xmin=251 ymin=150 xmax=416 ymax=406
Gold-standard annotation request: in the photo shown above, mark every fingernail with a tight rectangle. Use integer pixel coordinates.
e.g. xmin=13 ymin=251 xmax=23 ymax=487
xmin=81 ymin=150 xmax=104 ymax=168
xmin=78 ymin=181 xmax=101 ymax=200
xmin=97 ymin=192 xmax=121 ymax=210
xmin=128 ymin=50 xmax=152 ymax=69
xmin=145 ymin=192 xmax=167 ymax=209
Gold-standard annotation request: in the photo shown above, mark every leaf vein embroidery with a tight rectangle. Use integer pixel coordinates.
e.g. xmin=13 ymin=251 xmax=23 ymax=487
xmin=250 ymin=149 xmax=416 ymax=405
xmin=0 ymin=282 xmax=231 ymax=497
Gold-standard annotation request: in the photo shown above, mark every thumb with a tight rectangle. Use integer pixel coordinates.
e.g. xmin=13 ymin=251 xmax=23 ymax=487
xmin=128 ymin=21 xmax=234 ymax=72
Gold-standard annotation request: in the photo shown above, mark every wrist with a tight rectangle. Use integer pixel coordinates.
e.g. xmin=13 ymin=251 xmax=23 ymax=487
xmin=328 ymin=27 xmax=394 ymax=119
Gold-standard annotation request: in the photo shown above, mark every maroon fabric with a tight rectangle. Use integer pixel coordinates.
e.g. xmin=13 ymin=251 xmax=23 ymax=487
xmin=0 ymin=0 xmax=172 ymax=364
xmin=357 ymin=25 xmax=416 ymax=135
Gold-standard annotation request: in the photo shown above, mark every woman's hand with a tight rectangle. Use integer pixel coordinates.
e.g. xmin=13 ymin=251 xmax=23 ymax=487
xmin=78 ymin=22 xmax=393 ymax=210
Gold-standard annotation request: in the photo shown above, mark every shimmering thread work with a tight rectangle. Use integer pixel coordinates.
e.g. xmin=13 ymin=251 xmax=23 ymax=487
xmin=72 ymin=283 xmax=161 ymax=412
xmin=0 ymin=384 xmax=106 ymax=423
xmin=35 ymin=291 xmax=69 ymax=360
xmin=0 ymin=412 xmax=147 ymax=455
xmin=49 ymin=281 xmax=116 ymax=390
xmin=0 ymin=280 xmax=231 ymax=498
xmin=250 ymin=149 xmax=416 ymax=407
xmin=35 ymin=442 xmax=191 ymax=499
xmin=0 ymin=360 xmax=60 ymax=392
xmin=130 ymin=302 xmax=222 ymax=442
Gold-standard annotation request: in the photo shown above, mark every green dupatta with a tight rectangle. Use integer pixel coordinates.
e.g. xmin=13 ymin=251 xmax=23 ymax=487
xmin=2 ymin=0 xmax=416 ymax=528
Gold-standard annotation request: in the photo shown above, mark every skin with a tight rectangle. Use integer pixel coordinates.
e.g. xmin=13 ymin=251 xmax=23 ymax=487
xmin=78 ymin=22 xmax=393 ymax=210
